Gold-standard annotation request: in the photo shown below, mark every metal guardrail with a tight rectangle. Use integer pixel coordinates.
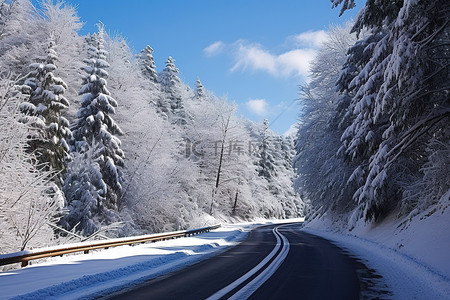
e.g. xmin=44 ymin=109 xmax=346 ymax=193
xmin=0 ymin=224 xmax=221 ymax=268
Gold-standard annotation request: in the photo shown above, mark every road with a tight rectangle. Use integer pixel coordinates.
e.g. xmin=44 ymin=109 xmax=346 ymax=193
xmin=107 ymin=223 xmax=361 ymax=300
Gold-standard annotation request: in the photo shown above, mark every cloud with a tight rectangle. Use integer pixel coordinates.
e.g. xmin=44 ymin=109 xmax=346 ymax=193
xmin=283 ymin=122 xmax=299 ymax=137
xmin=291 ymin=30 xmax=328 ymax=48
xmin=203 ymin=41 xmax=225 ymax=57
xmin=246 ymin=99 xmax=268 ymax=116
xmin=204 ymin=29 xmax=329 ymax=78
xmin=277 ymin=49 xmax=317 ymax=77
xmin=231 ymin=41 xmax=316 ymax=78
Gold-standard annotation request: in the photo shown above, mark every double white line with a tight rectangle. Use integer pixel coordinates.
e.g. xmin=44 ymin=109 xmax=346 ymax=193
xmin=206 ymin=225 xmax=290 ymax=300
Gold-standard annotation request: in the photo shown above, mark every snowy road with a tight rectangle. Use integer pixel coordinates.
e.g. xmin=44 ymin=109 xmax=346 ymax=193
xmin=108 ymin=223 xmax=362 ymax=300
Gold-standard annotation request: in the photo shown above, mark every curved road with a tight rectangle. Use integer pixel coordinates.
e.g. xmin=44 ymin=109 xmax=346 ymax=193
xmin=107 ymin=223 xmax=360 ymax=300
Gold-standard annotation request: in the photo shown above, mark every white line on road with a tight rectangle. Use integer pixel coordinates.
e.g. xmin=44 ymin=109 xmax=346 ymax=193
xmin=206 ymin=225 xmax=290 ymax=300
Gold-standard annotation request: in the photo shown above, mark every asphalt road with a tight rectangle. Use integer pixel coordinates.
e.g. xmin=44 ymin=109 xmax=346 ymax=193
xmin=107 ymin=223 xmax=361 ymax=300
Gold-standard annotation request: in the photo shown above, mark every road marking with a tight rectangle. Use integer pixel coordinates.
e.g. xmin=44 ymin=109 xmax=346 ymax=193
xmin=206 ymin=225 xmax=290 ymax=300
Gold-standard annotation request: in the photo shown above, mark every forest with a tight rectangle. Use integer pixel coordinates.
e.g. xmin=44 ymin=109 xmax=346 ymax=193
xmin=0 ymin=0 xmax=304 ymax=253
xmin=0 ymin=0 xmax=448 ymax=257
xmin=295 ymin=0 xmax=449 ymax=229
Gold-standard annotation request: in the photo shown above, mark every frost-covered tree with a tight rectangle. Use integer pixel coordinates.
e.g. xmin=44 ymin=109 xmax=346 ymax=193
xmin=195 ymin=77 xmax=205 ymax=100
xmin=333 ymin=0 xmax=450 ymax=221
xmin=39 ymin=0 xmax=83 ymax=119
xmin=137 ymin=45 xmax=158 ymax=84
xmin=60 ymin=143 xmax=113 ymax=235
xmin=158 ymin=56 xmax=180 ymax=114
xmin=158 ymin=56 xmax=191 ymax=125
xmin=253 ymin=120 xmax=304 ymax=218
xmin=0 ymin=0 xmax=42 ymax=76
xmin=71 ymin=24 xmax=124 ymax=213
xmin=0 ymin=75 xmax=61 ymax=254
xmin=293 ymin=24 xmax=358 ymax=219
xmin=20 ymin=35 xmax=71 ymax=174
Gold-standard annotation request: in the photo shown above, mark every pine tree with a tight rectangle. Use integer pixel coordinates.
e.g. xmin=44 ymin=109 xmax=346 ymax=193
xmin=138 ymin=45 xmax=158 ymax=83
xmin=60 ymin=143 xmax=108 ymax=235
xmin=20 ymin=34 xmax=72 ymax=174
xmin=158 ymin=56 xmax=190 ymax=125
xmin=254 ymin=120 xmax=303 ymax=217
xmin=257 ymin=119 xmax=273 ymax=178
xmin=158 ymin=56 xmax=181 ymax=112
xmin=195 ymin=77 xmax=205 ymax=100
xmin=71 ymin=24 xmax=124 ymax=211
xmin=333 ymin=0 xmax=450 ymax=221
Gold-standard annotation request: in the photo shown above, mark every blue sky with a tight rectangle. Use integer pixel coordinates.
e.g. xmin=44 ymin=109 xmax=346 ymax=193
xmin=56 ymin=0 xmax=364 ymax=135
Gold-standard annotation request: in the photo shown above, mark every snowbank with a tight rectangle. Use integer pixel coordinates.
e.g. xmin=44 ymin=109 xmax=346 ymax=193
xmin=0 ymin=224 xmax=255 ymax=300
xmin=304 ymin=207 xmax=450 ymax=299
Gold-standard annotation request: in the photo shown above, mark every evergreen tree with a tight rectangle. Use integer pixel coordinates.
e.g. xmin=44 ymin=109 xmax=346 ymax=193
xmin=257 ymin=119 xmax=272 ymax=178
xmin=332 ymin=0 xmax=449 ymax=221
xmin=254 ymin=120 xmax=303 ymax=217
xmin=293 ymin=24 xmax=358 ymax=219
xmin=158 ymin=56 xmax=181 ymax=112
xmin=71 ymin=24 xmax=124 ymax=211
xmin=20 ymin=34 xmax=71 ymax=174
xmin=158 ymin=56 xmax=190 ymax=125
xmin=60 ymin=143 xmax=108 ymax=235
xmin=137 ymin=45 xmax=158 ymax=83
xmin=195 ymin=77 xmax=205 ymax=100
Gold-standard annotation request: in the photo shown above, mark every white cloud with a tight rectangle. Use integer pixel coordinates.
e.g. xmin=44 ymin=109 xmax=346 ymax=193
xmin=205 ymin=30 xmax=329 ymax=78
xmin=277 ymin=49 xmax=317 ymax=77
xmin=231 ymin=41 xmax=276 ymax=74
xmin=292 ymin=30 xmax=328 ymax=48
xmin=283 ymin=122 xmax=299 ymax=137
xmin=231 ymin=41 xmax=316 ymax=78
xmin=203 ymin=41 xmax=225 ymax=57
xmin=246 ymin=99 xmax=268 ymax=116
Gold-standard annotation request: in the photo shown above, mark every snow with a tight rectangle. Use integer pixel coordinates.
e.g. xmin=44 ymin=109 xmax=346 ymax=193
xmin=304 ymin=207 xmax=450 ymax=299
xmin=2 ymin=215 xmax=446 ymax=299
xmin=0 ymin=224 xmax=258 ymax=300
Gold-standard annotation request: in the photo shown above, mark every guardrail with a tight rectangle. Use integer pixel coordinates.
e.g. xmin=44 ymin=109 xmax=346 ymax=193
xmin=0 ymin=224 xmax=221 ymax=268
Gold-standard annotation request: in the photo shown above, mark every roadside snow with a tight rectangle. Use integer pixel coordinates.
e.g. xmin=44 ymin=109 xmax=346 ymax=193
xmin=304 ymin=207 xmax=450 ymax=299
xmin=0 ymin=224 xmax=254 ymax=300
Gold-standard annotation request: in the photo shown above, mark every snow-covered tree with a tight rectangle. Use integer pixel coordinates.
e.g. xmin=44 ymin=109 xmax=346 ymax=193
xmin=253 ymin=120 xmax=304 ymax=218
xmin=0 ymin=0 xmax=42 ymax=76
xmin=71 ymin=24 xmax=124 ymax=214
xmin=60 ymin=143 xmax=113 ymax=235
xmin=158 ymin=56 xmax=191 ymax=125
xmin=137 ymin=45 xmax=158 ymax=84
xmin=195 ymin=77 xmax=206 ymax=100
xmin=39 ymin=0 xmax=84 ymax=119
xmin=20 ymin=35 xmax=71 ymax=174
xmin=293 ymin=24 xmax=358 ymax=220
xmin=0 ymin=75 xmax=61 ymax=254
xmin=333 ymin=0 xmax=450 ymax=221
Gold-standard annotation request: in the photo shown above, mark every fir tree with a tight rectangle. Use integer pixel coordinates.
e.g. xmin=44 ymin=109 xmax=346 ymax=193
xmin=158 ymin=56 xmax=190 ymax=125
xmin=333 ymin=0 xmax=450 ymax=221
xmin=60 ymin=143 xmax=108 ymax=235
xmin=71 ymin=24 xmax=124 ymax=210
xmin=195 ymin=77 xmax=205 ymax=100
xmin=138 ymin=45 xmax=158 ymax=83
xmin=20 ymin=34 xmax=71 ymax=174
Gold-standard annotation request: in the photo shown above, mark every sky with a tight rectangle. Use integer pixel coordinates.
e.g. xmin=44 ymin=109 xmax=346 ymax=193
xmin=51 ymin=0 xmax=364 ymax=135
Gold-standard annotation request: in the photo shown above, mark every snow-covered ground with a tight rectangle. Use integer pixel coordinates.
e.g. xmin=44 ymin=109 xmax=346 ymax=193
xmin=0 ymin=219 xmax=304 ymax=300
xmin=304 ymin=206 xmax=450 ymax=299
xmin=1 ymin=215 xmax=447 ymax=300
xmin=0 ymin=223 xmax=257 ymax=300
